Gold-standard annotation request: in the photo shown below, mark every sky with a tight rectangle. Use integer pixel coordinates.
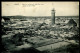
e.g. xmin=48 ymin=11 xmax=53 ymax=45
xmin=1 ymin=2 xmax=79 ymax=16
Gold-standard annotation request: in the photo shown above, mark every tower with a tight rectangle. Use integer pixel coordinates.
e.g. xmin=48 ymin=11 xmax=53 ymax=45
xmin=51 ymin=8 xmax=55 ymax=25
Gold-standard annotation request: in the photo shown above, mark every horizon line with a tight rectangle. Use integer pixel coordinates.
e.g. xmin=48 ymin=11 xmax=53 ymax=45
xmin=2 ymin=15 xmax=79 ymax=17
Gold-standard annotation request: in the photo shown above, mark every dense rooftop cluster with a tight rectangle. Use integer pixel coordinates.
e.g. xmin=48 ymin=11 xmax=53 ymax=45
xmin=1 ymin=16 xmax=79 ymax=53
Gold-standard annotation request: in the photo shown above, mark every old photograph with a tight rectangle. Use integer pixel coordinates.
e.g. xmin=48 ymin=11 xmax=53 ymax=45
xmin=1 ymin=1 xmax=79 ymax=53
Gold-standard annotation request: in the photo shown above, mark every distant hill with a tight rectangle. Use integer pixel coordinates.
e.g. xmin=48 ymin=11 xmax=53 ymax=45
xmin=2 ymin=16 xmax=79 ymax=19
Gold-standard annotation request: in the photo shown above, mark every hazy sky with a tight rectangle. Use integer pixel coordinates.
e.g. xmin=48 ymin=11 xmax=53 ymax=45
xmin=2 ymin=2 xmax=79 ymax=16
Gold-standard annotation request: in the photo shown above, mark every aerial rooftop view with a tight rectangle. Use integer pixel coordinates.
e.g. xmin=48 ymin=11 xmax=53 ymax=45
xmin=1 ymin=2 xmax=79 ymax=53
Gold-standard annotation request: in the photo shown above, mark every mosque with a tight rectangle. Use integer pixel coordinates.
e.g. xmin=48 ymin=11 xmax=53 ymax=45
xmin=1 ymin=8 xmax=78 ymax=28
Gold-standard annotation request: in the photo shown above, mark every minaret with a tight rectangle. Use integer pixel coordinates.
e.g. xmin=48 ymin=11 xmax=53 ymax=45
xmin=51 ymin=8 xmax=55 ymax=25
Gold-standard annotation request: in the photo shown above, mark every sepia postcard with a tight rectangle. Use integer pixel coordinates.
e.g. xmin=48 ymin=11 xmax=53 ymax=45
xmin=1 ymin=1 xmax=79 ymax=53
